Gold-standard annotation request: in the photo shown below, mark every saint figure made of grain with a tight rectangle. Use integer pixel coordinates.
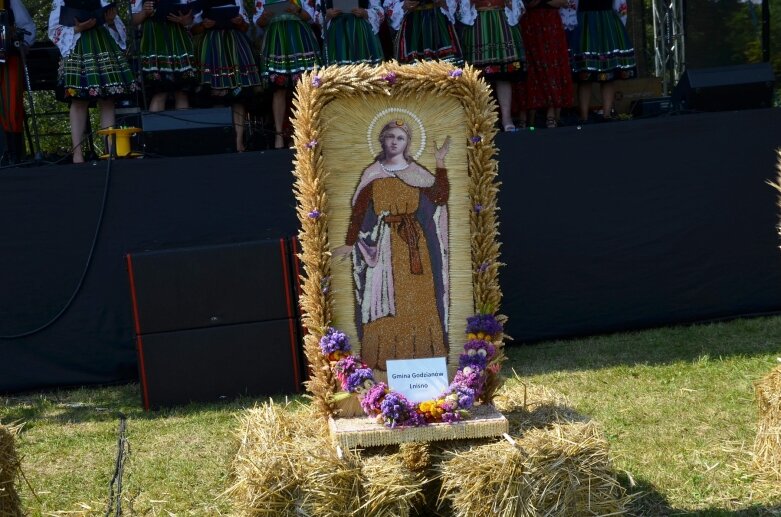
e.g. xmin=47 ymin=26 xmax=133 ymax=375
xmin=333 ymin=120 xmax=451 ymax=371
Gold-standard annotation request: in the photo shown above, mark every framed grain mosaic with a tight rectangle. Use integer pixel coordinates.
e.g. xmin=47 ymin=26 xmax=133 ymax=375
xmin=292 ymin=61 xmax=507 ymax=438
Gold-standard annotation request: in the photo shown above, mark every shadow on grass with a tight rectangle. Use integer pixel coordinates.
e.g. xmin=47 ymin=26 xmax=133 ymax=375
xmin=0 ymin=383 xmax=306 ymax=430
xmin=505 ymin=315 xmax=781 ymax=375
xmin=625 ymin=477 xmax=781 ymax=516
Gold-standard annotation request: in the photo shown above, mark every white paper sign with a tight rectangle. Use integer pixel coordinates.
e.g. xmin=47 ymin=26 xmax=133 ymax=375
xmin=386 ymin=357 xmax=449 ymax=403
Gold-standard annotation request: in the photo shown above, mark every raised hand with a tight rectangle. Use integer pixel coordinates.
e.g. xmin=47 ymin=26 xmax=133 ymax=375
xmin=434 ymin=136 xmax=451 ymax=167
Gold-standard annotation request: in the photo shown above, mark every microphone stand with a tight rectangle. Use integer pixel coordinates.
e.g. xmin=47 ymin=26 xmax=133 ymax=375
xmin=14 ymin=27 xmax=43 ymax=164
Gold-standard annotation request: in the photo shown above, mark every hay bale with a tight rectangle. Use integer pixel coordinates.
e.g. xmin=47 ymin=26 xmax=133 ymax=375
xmin=228 ymin=403 xmax=423 ymax=516
xmin=231 ymin=385 xmax=630 ymax=516
xmin=438 ymin=422 xmax=629 ymax=516
xmin=753 ymin=364 xmax=781 ymax=480
xmin=439 ymin=441 xmax=531 ymax=516
xmin=0 ymin=423 xmax=23 ymax=517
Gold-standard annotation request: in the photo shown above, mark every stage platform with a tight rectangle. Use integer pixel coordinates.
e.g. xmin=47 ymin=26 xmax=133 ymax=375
xmin=2 ymin=108 xmax=781 ymax=393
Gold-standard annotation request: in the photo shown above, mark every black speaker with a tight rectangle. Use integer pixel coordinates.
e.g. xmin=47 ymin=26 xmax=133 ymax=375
xmin=629 ymin=96 xmax=672 ymax=118
xmin=672 ymin=63 xmax=775 ymax=112
xmin=140 ymin=108 xmax=235 ymax=157
xmin=126 ymin=239 xmax=302 ymax=409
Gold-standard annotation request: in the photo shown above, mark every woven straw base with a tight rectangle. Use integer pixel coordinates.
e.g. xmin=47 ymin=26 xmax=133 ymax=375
xmin=329 ymin=404 xmax=508 ymax=449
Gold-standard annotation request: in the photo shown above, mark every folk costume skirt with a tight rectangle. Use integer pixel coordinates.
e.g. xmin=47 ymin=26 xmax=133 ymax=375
xmin=514 ymin=7 xmax=573 ymax=109
xmin=260 ymin=14 xmax=321 ymax=90
xmin=139 ymin=19 xmax=198 ymax=92
xmin=395 ymin=6 xmax=462 ymax=65
xmin=569 ymin=3 xmax=636 ymax=82
xmin=58 ymin=27 xmax=137 ymax=100
xmin=196 ymin=27 xmax=262 ymax=95
xmin=322 ymin=14 xmax=383 ymax=65
xmin=0 ymin=54 xmax=24 ymax=132
xmin=460 ymin=8 xmax=524 ymax=80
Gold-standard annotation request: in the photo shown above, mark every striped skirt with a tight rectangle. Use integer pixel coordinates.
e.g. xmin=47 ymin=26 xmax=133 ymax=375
xmin=322 ymin=14 xmax=383 ymax=66
xmin=460 ymin=9 xmax=524 ymax=80
xmin=395 ymin=7 xmax=463 ymax=65
xmin=260 ymin=14 xmax=321 ymax=90
xmin=196 ymin=28 xmax=262 ymax=93
xmin=139 ymin=19 xmax=198 ymax=92
xmin=0 ymin=54 xmax=23 ymax=132
xmin=58 ymin=27 xmax=138 ymax=100
xmin=569 ymin=9 xmax=636 ymax=82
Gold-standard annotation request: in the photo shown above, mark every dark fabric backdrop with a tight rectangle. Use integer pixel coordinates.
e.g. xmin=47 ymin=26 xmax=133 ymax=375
xmin=2 ymin=108 xmax=780 ymax=393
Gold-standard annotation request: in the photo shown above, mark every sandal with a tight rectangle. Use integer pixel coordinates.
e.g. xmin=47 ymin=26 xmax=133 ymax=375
xmin=504 ymin=124 xmax=517 ymax=132
xmin=546 ymin=117 xmax=558 ymax=129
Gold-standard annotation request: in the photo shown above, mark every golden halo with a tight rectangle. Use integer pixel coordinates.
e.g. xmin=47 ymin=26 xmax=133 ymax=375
xmin=366 ymin=108 xmax=426 ymax=160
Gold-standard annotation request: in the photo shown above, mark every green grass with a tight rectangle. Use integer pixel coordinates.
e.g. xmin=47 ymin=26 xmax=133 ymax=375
xmin=2 ymin=316 xmax=781 ymax=515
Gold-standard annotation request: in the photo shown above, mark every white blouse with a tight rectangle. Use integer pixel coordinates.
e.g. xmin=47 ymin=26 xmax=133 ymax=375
xmin=48 ymin=0 xmax=127 ymax=57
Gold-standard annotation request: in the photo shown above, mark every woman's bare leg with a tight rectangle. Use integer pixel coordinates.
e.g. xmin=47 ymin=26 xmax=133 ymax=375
xmin=272 ymin=89 xmax=286 ymax=149
xmin=69 ymin=100 xmax=89 ymax=163
xmin=233 ymin=103 xmax=246 ymax=152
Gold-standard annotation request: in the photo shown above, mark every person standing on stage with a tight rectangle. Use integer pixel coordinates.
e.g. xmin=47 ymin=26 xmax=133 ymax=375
xmin=458 ymin=0 xmax=524 ymax=132
xmin=255 ymin=0 xmax=320 ymax=149
xmin=48 ymin=0 xmax=138 ymax=163
xmin=191 ymin=0 xmax=261 ymax=152
xmin=131 ymin=0 xmax=198 ymax=112
xmin=567 ymin=0 xmax=635 ymax=122
xmin=0 ymin=0 xmax=34 ymax=165
xmin=385 ymin=0 xmax=462 ymax=65
xmin=315 ymin=0 xmax=384 ymax=66
xmin=513 ymin=0 xmax=573 ymax=128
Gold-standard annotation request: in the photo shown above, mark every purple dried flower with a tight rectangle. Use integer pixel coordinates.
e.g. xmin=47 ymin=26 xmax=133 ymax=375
xmin=334 ymin=355 xmax=364 ymax=384
xmin=311 ymin=75 xmax=322 ymax=88
xmin=478 ymin=261 xmax=490 ymax=273
xmin=308 ymin=209 xmax=321 ymax=219
xmin=447 ymin=383 xmax=476 ymax=409
xmin=452 ymin=364 xmax=487 ymax=398
xmin=306 ymin=140 xmax=317 ymax=149
xmin=345 ymin=367 xmax=374 ymax=393
xmin=379 ymin=391 xmax=416 ymax=427
xmin=470 ymin=135 xmax=482 ymax=144
xmin=449 ymin=69 xmax=463 ymax=78
xmin=459 ymin=351 xmax=487 ymax=370
xmin=383 ymin=72 xmax=397 ymax=84
xmin=463 ymin=339 xmax=497 ymax=362
xmin=360 ymin=382 xmax=388 ymax=416
xmin=319 ymin=327 xmax=351 ymax=359
xmin=466 ymin=314 xmax=503 ymax=337
xmin=474 ymin=203 xmax=483 ymax=213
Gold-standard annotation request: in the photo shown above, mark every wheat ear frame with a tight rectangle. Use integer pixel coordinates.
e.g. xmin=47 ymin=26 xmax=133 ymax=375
xmin=292 ymin=61 xmax=505 ymax=420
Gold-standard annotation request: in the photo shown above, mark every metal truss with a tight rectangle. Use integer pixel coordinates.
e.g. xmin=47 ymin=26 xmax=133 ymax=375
xmin=652 ymin=0 xmax=686 ymax=94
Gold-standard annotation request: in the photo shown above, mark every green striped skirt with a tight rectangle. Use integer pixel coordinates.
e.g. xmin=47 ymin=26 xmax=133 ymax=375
xmin=260 ymin=14 xmax=321 ymax=90
xmin=460 ymin=9 xmax=524 ymax=80
xmin=395 ymin=7 xmax=463 ymax=65
xmin=58 ymin=27 xmax=138 ymax=100
xmin=569 ymin=10 xmax=636 ymax=82
xmin=196 ymin=28 xmax=262 ymax=92
xmin=139 ymin=19 xmax=197 ymax=92
xmin=322 ymin=14 xmax=383 ymax=65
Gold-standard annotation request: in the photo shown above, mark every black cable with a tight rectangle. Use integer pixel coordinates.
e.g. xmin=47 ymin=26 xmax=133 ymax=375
xmin=0 ymin=145 xmax=115 ymax=339
xmin=105 ymin=413 xmax=128 ymax=517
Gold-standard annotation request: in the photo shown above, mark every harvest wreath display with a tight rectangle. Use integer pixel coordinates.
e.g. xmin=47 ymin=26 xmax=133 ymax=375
xmin=321 ymin=313 xmax=504 ymax=427
xmin=291 ymin=61 xmax=506 ymax=439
